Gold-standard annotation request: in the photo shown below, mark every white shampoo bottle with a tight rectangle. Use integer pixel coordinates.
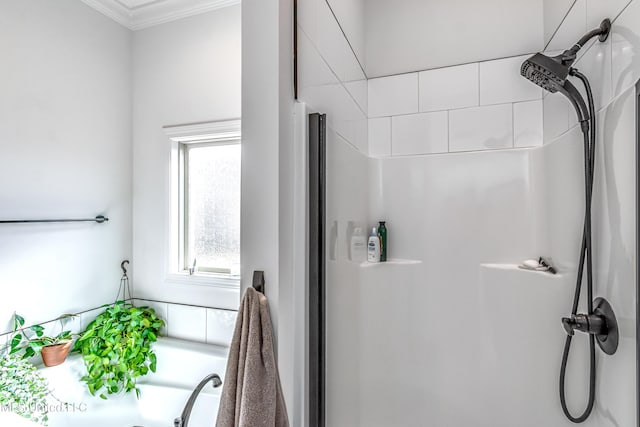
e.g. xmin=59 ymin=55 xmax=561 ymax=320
xmin=367 ymin=227 xmax=381 ymax=263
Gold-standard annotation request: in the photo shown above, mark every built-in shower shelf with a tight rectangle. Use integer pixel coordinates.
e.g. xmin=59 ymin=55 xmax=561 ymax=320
xmin=480 ymin=263 xmax=564 ymax=279
xmin=360 ymin=259 xmax=422 ymax=268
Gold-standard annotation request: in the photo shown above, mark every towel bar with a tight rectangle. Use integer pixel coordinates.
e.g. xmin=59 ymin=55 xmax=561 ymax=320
xmin=0 ymin=215 xmax=108 ymax=224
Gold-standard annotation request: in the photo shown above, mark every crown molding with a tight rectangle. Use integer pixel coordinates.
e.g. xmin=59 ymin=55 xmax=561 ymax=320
xmin=81 ymin=0 xmax=131 ymax=28
xmin=81 ymin=0 xmax=241 ymax=31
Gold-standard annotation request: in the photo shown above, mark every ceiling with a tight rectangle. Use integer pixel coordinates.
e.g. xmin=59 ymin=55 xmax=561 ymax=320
xmin=362 ymin=0 xmax=544 ymax=77
xmin=81 ymin=0 xmax=240 ymax=30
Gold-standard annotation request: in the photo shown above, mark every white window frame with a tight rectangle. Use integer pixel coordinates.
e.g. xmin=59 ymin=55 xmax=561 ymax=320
xmin=163 ymin=119 xmax=241 ymax=289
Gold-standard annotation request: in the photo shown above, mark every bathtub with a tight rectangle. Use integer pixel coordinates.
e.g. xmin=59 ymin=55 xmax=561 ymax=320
xmin=5 ymin=338 xmax=228 ymax=427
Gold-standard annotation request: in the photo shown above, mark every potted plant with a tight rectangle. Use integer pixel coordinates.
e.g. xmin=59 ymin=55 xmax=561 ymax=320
xmin=0 ymin=315 xmax=52 ymax=425
xmin=10 ymin=314 xmax=77 ymax=367
xmin=74 ymin=301 xmax=165 ymax=399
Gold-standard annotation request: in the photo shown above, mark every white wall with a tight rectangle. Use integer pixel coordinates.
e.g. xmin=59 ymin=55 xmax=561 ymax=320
xmin=537 ymin=2 xmax=638 ymax=423
xmin=325 ymin=0 xmax=366 ymax=69
xmin=0 ymin=0 xmax=132 ymax=332
xmin=364 ymin=0 xmax=544 ymax=78
xmin=131 ymin=6 xmax=242 ymax=310
xmin=543 ymin=0 xmax=575 ymax=45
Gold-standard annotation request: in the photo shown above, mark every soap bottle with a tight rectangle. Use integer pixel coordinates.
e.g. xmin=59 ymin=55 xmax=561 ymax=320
xmin=367 ymin=227 xmax=381 ymax=263
xmin=378 ymin=221 xmax=387 ymax=262
xmin=350 ymin=227 xmax=367 ymax=262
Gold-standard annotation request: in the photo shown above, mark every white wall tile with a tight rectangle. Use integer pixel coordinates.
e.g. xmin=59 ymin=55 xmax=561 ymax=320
xmin=391 ymin=112 xmax=448 ymax=156
xmin=345 ymin=78 xmax=368 ymax=115
xmin=368 ymin=117 xmax=392 ymax=157
xmin=546 ymin=0 xmax=587 ymax=52
xmin=34 ymin=315 xmax=83 ymax=339
xmin=59 ymin=313 xmax=82 ymax=335
xmin=298 ymin=28 xmax=368 ymax=154
xmin=545 ymin=0 xmax=577 ymax=44
xmin=326 ymin=0 xmax=366 ymax=67
xmin=449 ymin=104 xmax=513 ymax=152
xmin=480 ymin=55 xmax=542 ymax=105
xmin=587 ymin=0 xmax=631 ymax=29
xmin=419 ymin=63 xmax=479 ymax=112
xmin=297 ymin=0 xmax=318 ymax=44
xmin=611 ymin=0 xmax=640 ymax=98
xmin=135 ymin=300 xmax=168 ymax=335
xmin=574 ymin=36 xmax=612 ymax=111
xmin=543 ymin=93 xmax=571 ymax=142
xmin=316 ymin=0 xmax=364 ymax=86
xmin=167 ymin=304 xmax=207 ymax=342
xmin=206 ymin=308 xmax=236 ymax=346
xmin=368 ymin=73 xmax=419 ymax=118
xmin=514 ymin=100 xmax=543 ymax=148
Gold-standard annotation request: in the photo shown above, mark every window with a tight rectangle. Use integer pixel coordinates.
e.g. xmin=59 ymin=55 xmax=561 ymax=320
xmin=165 ymin=120 xmax=241 ymax=286
xmin=183 ymin=142 xmax=240 ymax=274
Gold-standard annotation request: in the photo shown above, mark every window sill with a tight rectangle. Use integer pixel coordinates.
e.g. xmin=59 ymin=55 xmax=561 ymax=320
xmin=164 ymin=272 xmax=240 ymax=289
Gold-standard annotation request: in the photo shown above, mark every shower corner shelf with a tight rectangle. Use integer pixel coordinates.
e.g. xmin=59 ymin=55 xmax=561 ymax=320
xmin=480 ymin=263 xmax=564 ymax=278
xmin=359 ymin=259 xmax=422 ymax=268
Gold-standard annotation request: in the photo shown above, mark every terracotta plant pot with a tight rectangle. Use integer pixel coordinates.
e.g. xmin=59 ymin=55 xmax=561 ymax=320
xmin=41 ymin=341 xmax=72 ymax=367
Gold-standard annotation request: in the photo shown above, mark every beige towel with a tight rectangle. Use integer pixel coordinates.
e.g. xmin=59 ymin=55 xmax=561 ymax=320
xmin=216 ymin=287 xmax=290 ymax=427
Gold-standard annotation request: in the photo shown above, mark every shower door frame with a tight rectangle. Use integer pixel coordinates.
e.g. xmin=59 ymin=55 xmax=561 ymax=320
xmin=308 ymin=112 xmax=326 ymax=427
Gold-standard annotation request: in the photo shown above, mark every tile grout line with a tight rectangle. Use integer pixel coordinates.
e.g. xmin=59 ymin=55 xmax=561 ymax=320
xmin=446 ymin=110 xmax=451 ymax=153
xmin=478 ymin=62 xmax=481 ymax=106
xmin=544 ymin=0 xmax=579 ymax=51
xmin=390 ymin=116 xmax=394 ymax=156
xmin=373 ymin=98 xmax=540 ymax=121
xmin=300 ymin=24 xmax=368 ymax=119
xmin=512 ymin=103 xmax=515 ymax=148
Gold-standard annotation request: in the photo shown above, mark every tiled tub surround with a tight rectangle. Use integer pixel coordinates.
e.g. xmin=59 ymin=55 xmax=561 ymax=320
xmin=367 ymin=55 xmax=544 ymax=157
xmin=0 ymin=300 xmax=236 ymax=349
xmin=544 ymin=0 xmax=639 ymax=144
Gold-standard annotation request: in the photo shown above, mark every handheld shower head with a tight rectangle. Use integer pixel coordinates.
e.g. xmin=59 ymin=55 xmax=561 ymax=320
xmin=520 ymin=18 xmax=611 ymax=126
xmin=521 ymin=53 xmax=570 ymax=93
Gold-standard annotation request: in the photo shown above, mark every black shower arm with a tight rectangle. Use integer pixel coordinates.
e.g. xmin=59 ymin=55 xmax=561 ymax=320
xmin=562 ymin=19 xmax=612 ymax=65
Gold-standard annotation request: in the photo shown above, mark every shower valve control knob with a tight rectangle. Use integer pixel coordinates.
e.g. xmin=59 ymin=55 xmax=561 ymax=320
xmin=561 ymin=297 xmax=619 ymax=356
xmin=561 ymin=314 xmax=605 ymax=337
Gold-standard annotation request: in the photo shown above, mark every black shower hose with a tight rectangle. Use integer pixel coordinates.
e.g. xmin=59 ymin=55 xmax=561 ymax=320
xmin=559 ymin=70 xmax=597 ymax=423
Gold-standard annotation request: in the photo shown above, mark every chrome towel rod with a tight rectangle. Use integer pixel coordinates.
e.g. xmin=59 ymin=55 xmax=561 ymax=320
xmin=0 ymin=215 xmax=108 ymax=224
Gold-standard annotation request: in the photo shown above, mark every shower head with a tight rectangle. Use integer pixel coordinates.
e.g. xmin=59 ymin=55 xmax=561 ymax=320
xmin=520 ymin=19 xmax=611 ymax=125
xmin=520 ymin=18 xmax=611 ymax=93
xmin=521 ymin=52 xmax=590 ymax=125
xmin=521 ymin=53 xmax=570 ymax=94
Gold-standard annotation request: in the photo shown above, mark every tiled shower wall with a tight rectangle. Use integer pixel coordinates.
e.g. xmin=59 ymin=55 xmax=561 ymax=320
xmin=368 ymin=57 xmax=544 ymax=156
xmin=535 ymin=1 xmax=639 ymax=426
xmin=544 ymin=0 xmax=637 ymax=144
xmin=0 ymin=300 xmax=235 ymax=349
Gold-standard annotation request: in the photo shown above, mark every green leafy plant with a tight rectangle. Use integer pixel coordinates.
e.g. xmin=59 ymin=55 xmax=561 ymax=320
xmin=0 ymin=313 xmax=56 ymax=426
xmin=73 ymin=301 xmax=165 ymax=399
xmin=0 ymin=354 xmax=51 ymax=425
xmin=10 ymin=314 xmax=76 ymax=360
